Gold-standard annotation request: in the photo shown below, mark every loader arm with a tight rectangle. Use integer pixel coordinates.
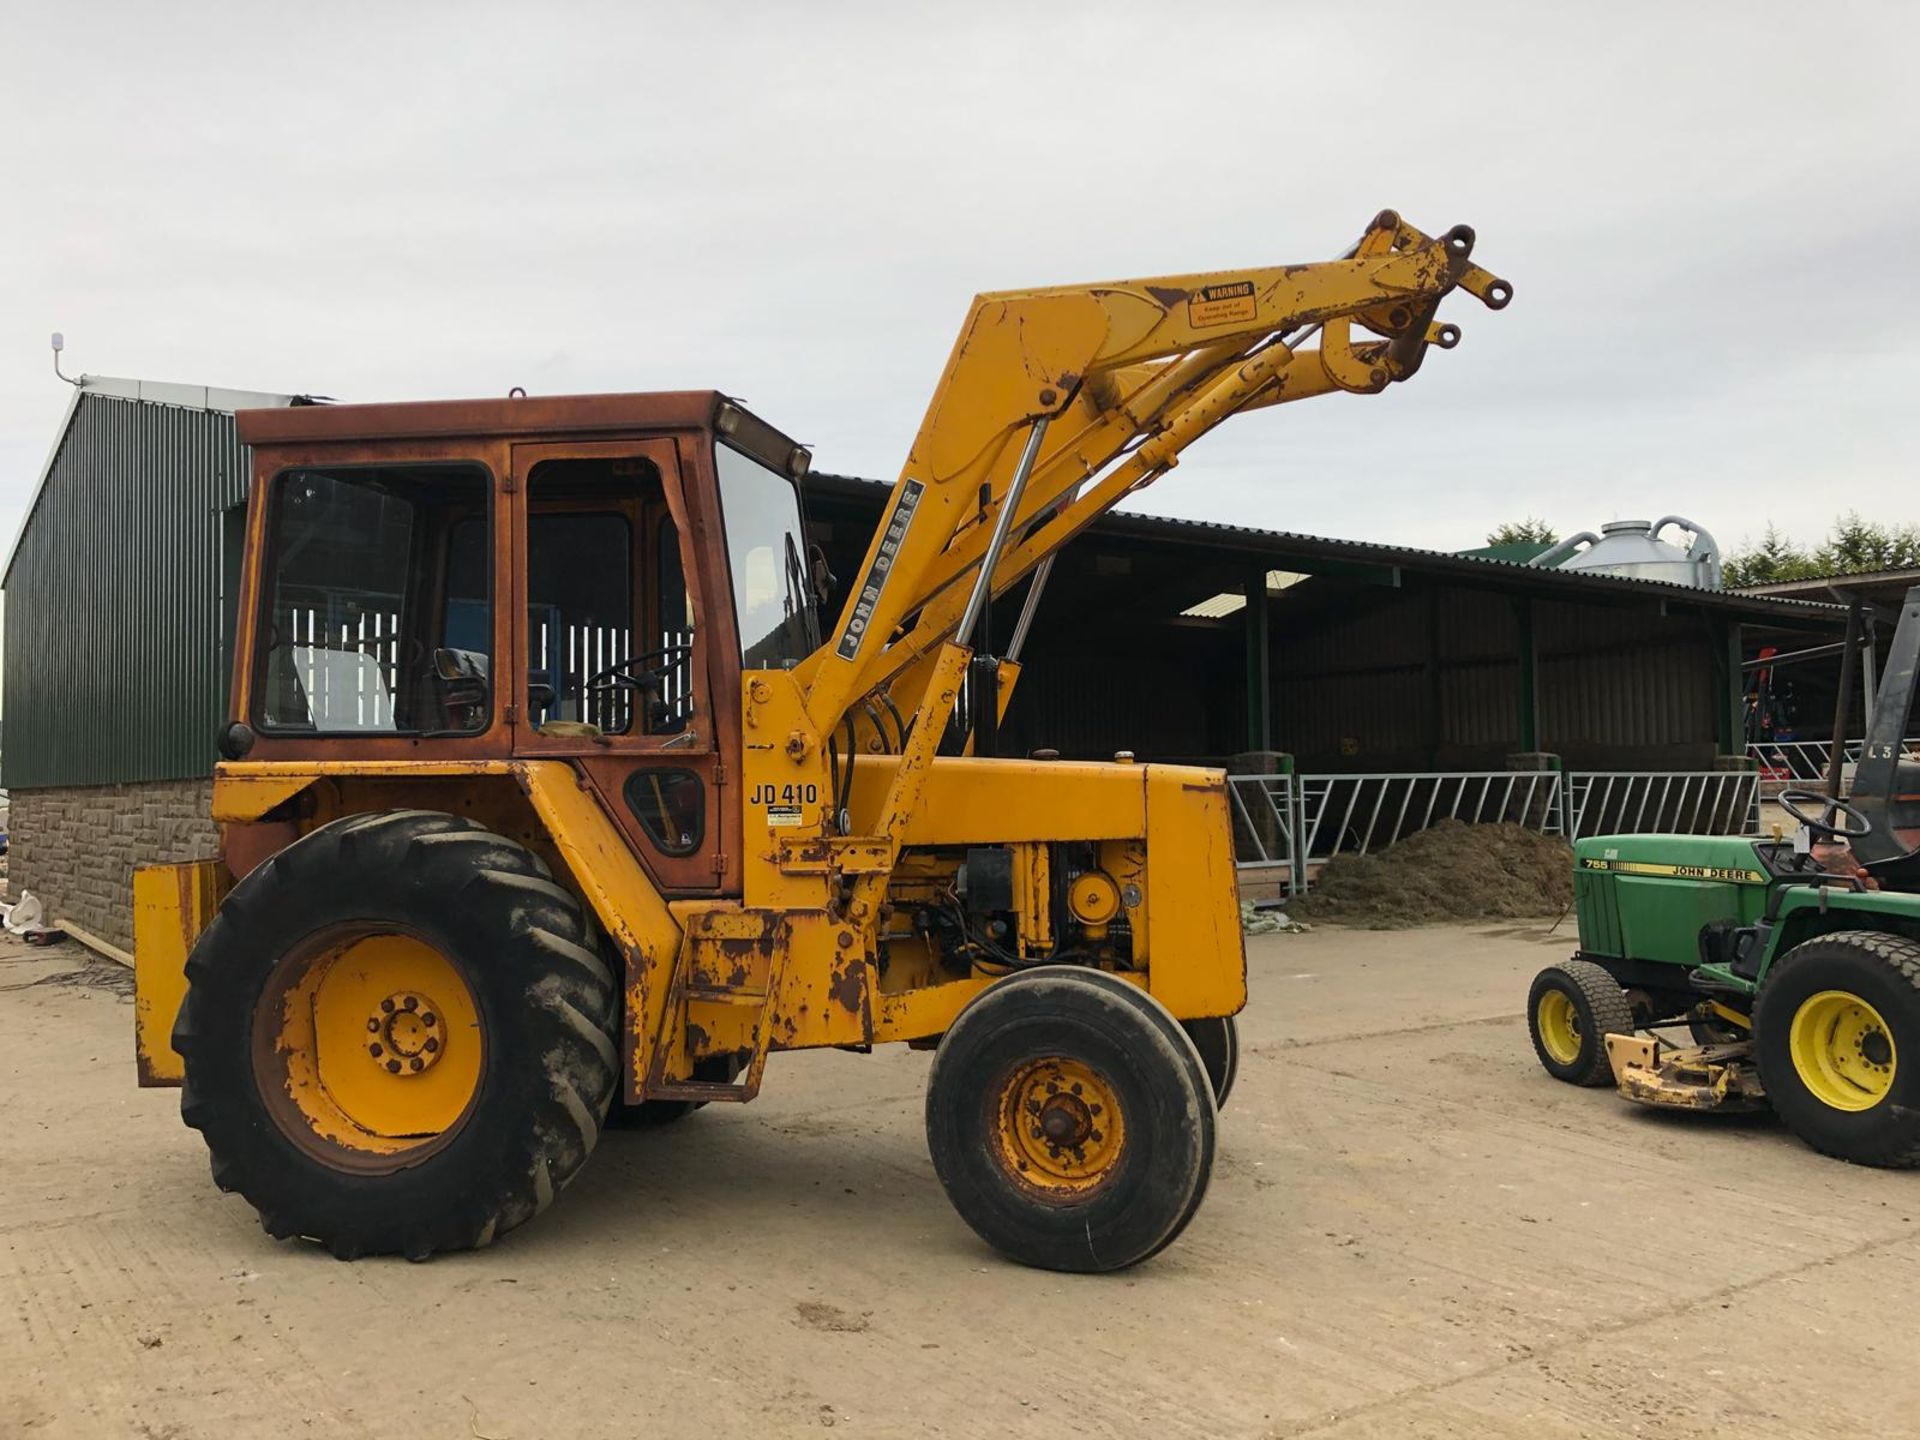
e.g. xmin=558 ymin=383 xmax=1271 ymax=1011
xmin=791 ymin=209 xmax=1509 ymax=889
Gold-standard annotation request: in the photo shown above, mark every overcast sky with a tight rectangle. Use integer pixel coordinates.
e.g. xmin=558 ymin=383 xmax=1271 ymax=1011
xmin=2 ymin=1 xmax=1915 ymax=561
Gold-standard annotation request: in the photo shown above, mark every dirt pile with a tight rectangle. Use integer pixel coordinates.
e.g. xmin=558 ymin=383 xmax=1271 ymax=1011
xmin=1295 ymin=819 xmax=1573 ymax=929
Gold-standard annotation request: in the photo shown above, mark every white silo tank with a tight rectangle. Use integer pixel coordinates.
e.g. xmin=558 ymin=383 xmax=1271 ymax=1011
xmin=1531 ymin=516 xmax=1723 ymax=588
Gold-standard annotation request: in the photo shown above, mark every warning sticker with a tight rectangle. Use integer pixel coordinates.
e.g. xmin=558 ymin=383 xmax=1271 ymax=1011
xmin=1188 ymin=280 xmax=1257 ymax=329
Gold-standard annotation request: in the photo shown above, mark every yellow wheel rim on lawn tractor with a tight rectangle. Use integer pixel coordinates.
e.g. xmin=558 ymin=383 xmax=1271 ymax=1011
xmin=1536 ymin=989 xmax=1583 ymax=1065
xmin=994 ymin=1057 xmax=1128 ymax=1200
xmin=1788 ymin=989 xmax=1896 ymax=1112
xmin=253 ymin=932 xmax=485 ymax=1168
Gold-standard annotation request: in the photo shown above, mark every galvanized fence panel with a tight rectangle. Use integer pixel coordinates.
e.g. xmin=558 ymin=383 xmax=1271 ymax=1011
xmin=1564 ymin=770 xmax=1760 ymax=839
xmin=1231 ymin=767 xmax=1762 ymax=891
xmin=1745 ymin=736 xmax=1920 ymax=786
xmin=1227 ymin=773 xmax=1301 ymax=895
xmin=1298 ymin=771 xmax=1566 ymax=862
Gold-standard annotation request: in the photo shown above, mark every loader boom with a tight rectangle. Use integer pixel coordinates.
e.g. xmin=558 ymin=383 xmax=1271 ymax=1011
xmin=797 ymin=209 xmax=1508 ymax=909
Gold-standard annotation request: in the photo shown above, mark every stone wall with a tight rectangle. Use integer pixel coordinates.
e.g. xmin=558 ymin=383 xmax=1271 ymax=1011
xmin=10 ymin=779 xmax=219 ymax=950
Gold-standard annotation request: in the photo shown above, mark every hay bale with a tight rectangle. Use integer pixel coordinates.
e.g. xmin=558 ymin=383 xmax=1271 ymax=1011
xmin=1295 ymin=819 xmax=1572 ymax=929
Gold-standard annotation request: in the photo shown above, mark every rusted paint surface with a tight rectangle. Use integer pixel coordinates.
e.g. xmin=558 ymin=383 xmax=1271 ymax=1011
xmin=220 ymin=819 xmax=300 ymax=881
xmin=237 ymin=390 xmax=726 ymax=447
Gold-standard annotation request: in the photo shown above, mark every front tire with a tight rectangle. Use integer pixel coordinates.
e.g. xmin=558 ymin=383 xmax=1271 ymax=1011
xmin=1528 ymin=960 xmax=1634 ymax=1087
xmin=925 ymin=967 xmax=1216 ymax=1273
xmin=1754 ymin=931 xmax=1920 ymax=1168
xmin=1181 ymin=1015 xmax=1240 ymax=1108
xmin=172 ymin=810 xmax=619 ymax=1258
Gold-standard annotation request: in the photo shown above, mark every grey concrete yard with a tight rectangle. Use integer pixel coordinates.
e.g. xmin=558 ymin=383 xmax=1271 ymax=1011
xmin=3 ymin=920 xmax=1916 ymax=1439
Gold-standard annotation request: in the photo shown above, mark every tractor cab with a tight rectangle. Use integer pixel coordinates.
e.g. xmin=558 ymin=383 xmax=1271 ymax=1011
xmin=1531 ymin=585 xmax=1920 ymax=1169
xmin=219 ymin=390 xmax=815 ymax=896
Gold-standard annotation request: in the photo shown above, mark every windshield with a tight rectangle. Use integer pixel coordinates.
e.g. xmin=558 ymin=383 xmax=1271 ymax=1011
xmin=715 ymin=441 xmax=816 ymax=668
xmin=254 ymin=463 xmax=492 ymax=735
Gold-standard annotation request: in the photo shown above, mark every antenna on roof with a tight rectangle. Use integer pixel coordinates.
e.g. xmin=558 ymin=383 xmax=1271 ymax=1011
xmin=51 ymin=332 xmax=82 ymax=388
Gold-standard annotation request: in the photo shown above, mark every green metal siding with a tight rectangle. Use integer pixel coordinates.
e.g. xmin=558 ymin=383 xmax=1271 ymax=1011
xmin=3 ymin=395 xmax=250 ymax=788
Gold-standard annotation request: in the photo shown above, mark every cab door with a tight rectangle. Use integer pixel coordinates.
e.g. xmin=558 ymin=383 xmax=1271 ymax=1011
xmin=508 ymin=438 xmax=731 ymax=894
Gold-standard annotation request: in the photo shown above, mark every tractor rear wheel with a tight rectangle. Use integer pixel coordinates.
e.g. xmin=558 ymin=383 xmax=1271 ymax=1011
xmin=1528 ymin=959 xmax=1634 ymax=1086
xmin=925 ymin=967 xmax=1215 ymax=1273
xmin=1181 ymin=1015 xmax=1241 ymax=1108
xmin=1754 ymin=931 xmax=1920 ymax=1168
xmin=172 ymin=810 xmax=619 ymax=1258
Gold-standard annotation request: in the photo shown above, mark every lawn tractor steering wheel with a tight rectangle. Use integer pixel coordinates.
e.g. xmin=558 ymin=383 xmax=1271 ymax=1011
xmin=1777 ymin=789 xmax=1873 ymax=841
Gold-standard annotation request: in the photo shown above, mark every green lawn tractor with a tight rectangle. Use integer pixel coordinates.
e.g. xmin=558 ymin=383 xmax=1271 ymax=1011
xmin=1528 ymin=587 xmax=1920 ymax=1167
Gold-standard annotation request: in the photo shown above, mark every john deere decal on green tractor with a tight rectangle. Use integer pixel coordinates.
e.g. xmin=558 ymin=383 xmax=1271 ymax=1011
xmin=1529 ymin=586 xmax=1920 ymax=1167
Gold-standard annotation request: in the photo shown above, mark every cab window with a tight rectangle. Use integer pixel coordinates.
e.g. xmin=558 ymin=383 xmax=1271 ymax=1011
xmin=526 ymin=456 xmax=694 ymax=738
xmin=255 ymin=464 xmax=492 ymax=735
xmin=715 ymin=441 xmax=816 ymax=668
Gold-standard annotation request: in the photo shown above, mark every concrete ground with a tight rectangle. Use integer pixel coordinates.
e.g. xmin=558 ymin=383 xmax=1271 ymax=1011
xmin=4 ymin=922 xmax=1918 ymax=1440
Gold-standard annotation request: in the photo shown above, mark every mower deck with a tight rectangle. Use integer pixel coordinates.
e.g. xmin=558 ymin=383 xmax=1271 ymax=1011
xmin=1603 ymin=1032 xmax=1769 ymax=1113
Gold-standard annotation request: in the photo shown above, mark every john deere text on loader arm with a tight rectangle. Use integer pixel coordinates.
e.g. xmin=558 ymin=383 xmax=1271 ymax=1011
xmin=135 ymin=210 xmax=1508 ymax=1270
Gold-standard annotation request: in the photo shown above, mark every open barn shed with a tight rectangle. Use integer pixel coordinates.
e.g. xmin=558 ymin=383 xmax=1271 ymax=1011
xmin=801 ymin=475 xmax=1844 ymax=773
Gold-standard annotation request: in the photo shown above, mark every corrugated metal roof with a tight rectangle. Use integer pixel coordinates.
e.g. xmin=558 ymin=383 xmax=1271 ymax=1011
xmin=805 ymin=472 xmax=1845 ymax=625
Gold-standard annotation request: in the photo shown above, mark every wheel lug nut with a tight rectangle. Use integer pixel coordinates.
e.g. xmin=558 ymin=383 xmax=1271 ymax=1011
xmin=386 ymin=1059 xmax=401 ymax=1074
xmin=366 ymin=1018 xmax=380 ymax=1033
xmin=421 ymin=1013 xmax=435 ymax=1026
xmin=425 ymin=1038 xmax=440 ymax=1053
xmin=369 ymin=1043 xmax=383 ymax=1057
xmin=410 ymin=1058 xmax=424 ymax=1072
xmin=402 ymin=996 xmax=418 ymax=1012
xmin=380 ymin=998 xmax=395 ymax=1013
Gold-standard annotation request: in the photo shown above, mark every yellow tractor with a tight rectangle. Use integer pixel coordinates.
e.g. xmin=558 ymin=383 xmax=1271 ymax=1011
xmin=133 ymin=211 xmax=1508 ymax=1270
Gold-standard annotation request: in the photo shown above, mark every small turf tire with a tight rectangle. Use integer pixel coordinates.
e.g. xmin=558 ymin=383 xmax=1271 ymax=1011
xmin=1528 ymin=959 xmax=1634 ymax=1087
xmin=925 ymin=967 xmax=1216 ymax=1273
xmin=1754 ymin=931 xmax=1920 ymax=1168
xmin=171 ymin=810 xmax=619 ymax=1258
xmin=1181 ymin=1015 xmax=1240 ymax=1108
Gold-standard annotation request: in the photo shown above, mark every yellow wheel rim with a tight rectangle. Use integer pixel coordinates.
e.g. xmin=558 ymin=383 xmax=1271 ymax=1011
xmin=253 ymin=932 xmax=485 ymax=1170
xmin=1536 ymin=989 xmax=1583 ymax=1065
xmin=1789 ymin=989 xmax=1897 ymax=1112
xmin=994 ymin=1057 xmax=1127 ymax=1201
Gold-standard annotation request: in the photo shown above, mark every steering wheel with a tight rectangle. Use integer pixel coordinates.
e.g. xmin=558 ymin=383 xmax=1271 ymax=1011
xmin=1777 ymin=788 xmax=1873 ymax=841
xmin=582 ymin=644 xmax=694 ymax=730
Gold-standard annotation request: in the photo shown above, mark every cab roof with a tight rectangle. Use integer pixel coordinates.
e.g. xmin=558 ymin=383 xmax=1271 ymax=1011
xmin=235 ymin=389 xmax=753 ymax=447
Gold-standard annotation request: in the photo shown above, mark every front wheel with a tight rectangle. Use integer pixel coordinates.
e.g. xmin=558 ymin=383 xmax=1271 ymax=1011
xmin=1754 ymin=931 xmax=1920 ymax=1168
xmin=1528 ymin=960 xmax=1634 ymax=1087
xmin=1181 ymin=1015 xmax=1240 ymax=1108
xmin=925 ymin=968 xmax=1216 ymax=1273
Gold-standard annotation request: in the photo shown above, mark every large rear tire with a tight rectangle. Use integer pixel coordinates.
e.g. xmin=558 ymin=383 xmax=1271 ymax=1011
xmin=172 ymin=810 xmax=619 ymax=1258
xmin=925 ymin=967 xmax=1215 ymax=1273
xmin=1754 ymin=931 xmax=1920 ymax=1168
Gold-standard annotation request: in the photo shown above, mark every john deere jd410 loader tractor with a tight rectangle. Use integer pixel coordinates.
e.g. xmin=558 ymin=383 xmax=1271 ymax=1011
xmin=1530 ymin=585 xmax=1920 ymax=1167
xmin=133 ymin=211 xmax=1509 ymax=1269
